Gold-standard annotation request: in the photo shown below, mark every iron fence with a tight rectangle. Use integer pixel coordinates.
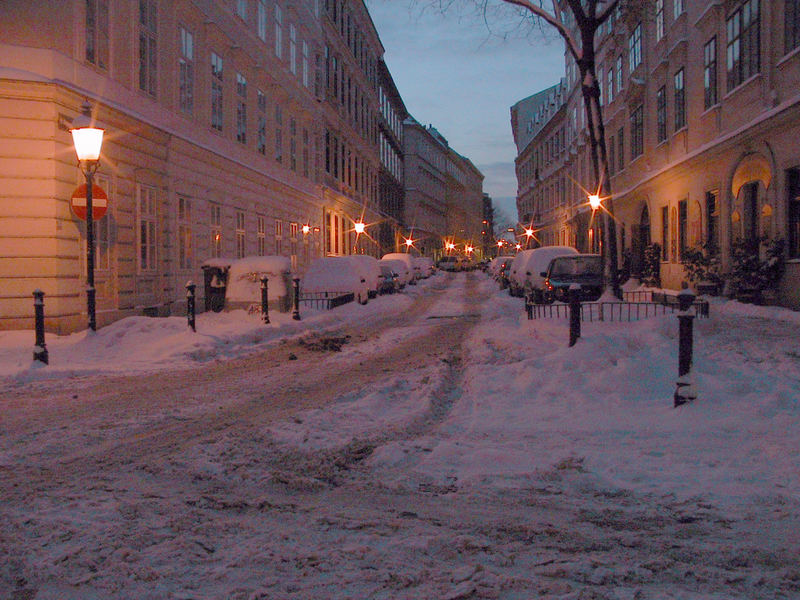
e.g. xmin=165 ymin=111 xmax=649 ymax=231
xmin=528 ymin=300 xmax=709 ymax=322
xmin=299 ymin=291 xmax=354 ymax=310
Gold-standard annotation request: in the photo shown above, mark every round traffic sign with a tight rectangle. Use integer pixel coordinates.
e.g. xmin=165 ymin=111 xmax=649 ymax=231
xmin=70 ymin=183 xmax=108 ymax=221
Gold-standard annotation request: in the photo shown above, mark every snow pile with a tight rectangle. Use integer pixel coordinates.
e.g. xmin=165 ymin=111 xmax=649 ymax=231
xmin=224 ymin=255 xmax=292 ymax=303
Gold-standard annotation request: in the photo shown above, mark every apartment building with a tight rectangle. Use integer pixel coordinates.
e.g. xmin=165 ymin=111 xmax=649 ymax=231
xmin=0 ymin=0 xmax=387 ymax=332
xmin=512 ymin=0 xmax=800 ymax=309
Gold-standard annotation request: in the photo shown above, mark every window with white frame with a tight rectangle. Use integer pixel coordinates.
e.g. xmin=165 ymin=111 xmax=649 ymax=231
xmin=302 ymin=41 xmax=309 ymax=88
xmin=656 ymin=0 xmax=665 ymax=41
xmin=85 ymin=0 xmax=109 ymax=69
xmin=236 ymin=210 xmax=246 ymax=258
xmin=210 ymin=203 xmax=222 ymax=258
xmin=673 ymin=0 xmax=685 ymax=20
xmin=178 ymin=196 xmax=193 ymax=270
xmin=704 ymin=37 xmax=718 ymax=108
xmin=726 ymin=0 xmax=760 ymax=92
xmin=674 ymin=67 xmax=686 ymax=130
xmin=257 ymin=0 xmax=267 ymax=41
xmin=607 ymin=67 xmax=614 ymax=103
xmin=138 ymin=0 xmax=158 ymax=96
xmin=616 ymin=55 xmax=624 ymax=91
xmin=656 ymin=86 xmax=667 ymax=142
xmin=629 ymin=23 xmax=642 ymax=73
xmin=275 ymin=4 xmax=283 ymax=59
xmin=257 ymin=215 xmax=266 ymax=256
xmin=137 ymin=184 xmax=158 ymax=272
xmin=179 ymin=27 xmax=194 ymax=114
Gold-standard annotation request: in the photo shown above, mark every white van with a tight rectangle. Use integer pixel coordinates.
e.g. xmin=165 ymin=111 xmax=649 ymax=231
xmin=381 ymin=252 xmax=416 ymax=285
xmin=519 ymin=246 xmax=579 ymax=298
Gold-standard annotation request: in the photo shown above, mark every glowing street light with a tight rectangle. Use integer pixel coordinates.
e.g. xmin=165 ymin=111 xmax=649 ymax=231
xmin=302 ymin=224 xmax=311 ymax=235
xmin=588 ymin=193 xmax=602 ymax=211
xmin=446 ymin=242 xmax=456 ymax=252
xmin=70 ymin=103 xmax=105 ymax=331
xmin=354 ymin=221 xmax=366 ymax=235
xmin=515 ymin=243 xmax=522 ymax=251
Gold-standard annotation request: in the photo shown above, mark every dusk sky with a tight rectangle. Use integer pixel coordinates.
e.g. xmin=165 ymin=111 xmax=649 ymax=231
xmin=364 ymin=0 xmax=566 ymax=225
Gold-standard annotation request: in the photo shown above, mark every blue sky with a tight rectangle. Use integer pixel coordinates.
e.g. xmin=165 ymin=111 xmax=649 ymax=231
xmin=364 ymin=0 xmax=566 ymax=224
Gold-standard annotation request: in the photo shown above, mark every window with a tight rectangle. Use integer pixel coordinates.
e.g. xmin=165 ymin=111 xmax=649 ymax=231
xmin=727 ymin=0 xmax=760 ymax=92
xmin=257 ymin=90 xmax=266 ymax=155
xmin=661 ymin=206 xmax=669 ymax=261
xmin=289 ymin=117 xmax=297 ymax=171
xmin=678 ymin=199 xmax=688 ymax=259
xmin=325 ymin=129 xmax=331 ymax=173
xmin=178 ymin=27 xmax=194 ymax=114
xmin=275 ymin=219 xmax=283 ymax=254
xmin=673 ymin=0 xmax=684 ymax=20
xmin=302 ymin=128 xmax=309 ymax=178
xmin=289 ymin=24 xmax=297 ymax=74
xmin=211 ymin=52 xmax=223 ymax=131
xmin=630 ymin=105 xmax=643 ymax=159
xmin=629 ymin=23 xmax=642 ymax=73
xmin=138 ymin=0 xmax=157 ymax=96
xmin=257 ymin=0 xmax=267 ymax=41
xmin=275 ymin=4 xmax=283 ymax=59
xmin=656 ymin=0 xmax=665 ymax=42
xmin=85 ymin=0 xmax=109 ymax=69
xmin=236 ymin=0 xmax=247 ymax=20
xmin=257 ymin=216 xmax=266 ymax=256
xmin=302 ymin=41 xmax=309 ymax=88
xmin=786 ymin=0 xmax=800 ymax=54
xmin=617 ymin=127 xmax=624 ymax=172
xmin=656 ymin=86 xmax=667 ymax=142
xmin=236 ymin=210 xmax=246 ymax=258
xmin=274 ymin=105 xmax=283 ymax=163
xmin=137 ymin=184 xmax=158 ymax=272
xmin=788 ymin=169 xmax=800 ymax=258
xmin=608 ymin=134 xmax=615 ymax=176
xmin=236 ymin=73 xmax=247 ymax=144
xmin=93 ymin=174 xmax=112 ymax=271
xmin=210 ymin=203 xmax=222 ymax=258
xmin=704 ymin=37 xmax=718 ymax=108
xmin=598 ymin=67 xmax=604 ymax=106
xmin=607 ymin=67 xmax=614 ymax=104
xmin=706 ymin=190 xmax=720 ymax=253
xmin=670 ymin=206 xmax=678 ymax=262
xmin=616 ymin=55 xmax=624 ymax=91
xmin=674 ymin=68 xmax=686 ymax=130
xmin=741 ymin=181 xmax=759 ymax=240
xmin=178 ymin=196 xmax=193 ymax=269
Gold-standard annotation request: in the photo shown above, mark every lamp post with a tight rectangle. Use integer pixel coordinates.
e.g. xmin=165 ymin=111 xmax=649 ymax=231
xmin=70 ymin=104 xmax=104 ymax=331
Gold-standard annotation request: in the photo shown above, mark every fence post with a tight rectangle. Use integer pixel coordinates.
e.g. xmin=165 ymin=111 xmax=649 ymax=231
xmin=525 ymin=292 xmax=533 ymax=320
xmin=568 ymin=283 xmax=581 ymax=347
xmin=292 ymin=277 xmax=301 ymax=321
xmin=260 ymin=275 xmax=270 ymax=324
xmin=674 ymin=288 xmax=697 ymax=407
xmin=33 ymin=289 xmax=48 ymax=365
xmin=185 ymin=281 xmax=196 ymax=332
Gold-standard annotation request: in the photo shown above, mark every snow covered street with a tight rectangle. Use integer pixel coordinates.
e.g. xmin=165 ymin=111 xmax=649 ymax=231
xmin=1 ymin=272 xmax=799 ymax=599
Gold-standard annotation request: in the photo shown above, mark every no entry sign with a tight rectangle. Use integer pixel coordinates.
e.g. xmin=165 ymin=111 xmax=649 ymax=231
xmin=70 ymin=183 xmax=108 ymax=221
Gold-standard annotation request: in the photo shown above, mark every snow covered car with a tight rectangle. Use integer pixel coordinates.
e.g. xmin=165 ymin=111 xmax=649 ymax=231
xmin=380 ymin=258 xmax=412 ymax=288
xmin=378 ymin=263 xmax=399 ymax=294
xmin=382 ymin=252 xmax=417 ymax=284
xmin=224 ymin=256 xmax=292 ymax=312
xmin=340 ymin=255 xmax=382 ymax=299
xmin=437 ymin=256 xmax=459 ymax=271
xmin=508 ymin=246 xmax=579 ymax=299
xmin=541 ymin=254 xmax=604 ymax=303
xmin=413 ymin=256 xmax=435 ymax=279
xmin=302 ymin=257 xmax=371 ymax=305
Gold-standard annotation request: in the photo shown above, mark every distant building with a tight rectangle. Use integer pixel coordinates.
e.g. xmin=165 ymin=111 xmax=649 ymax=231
xmin=377 ymin=59 xmax=407 ymax=255
xmin=511 ymin=0 xmax=800 ymax=309
xmin=481 ymin=193 xmax=495 ymax=258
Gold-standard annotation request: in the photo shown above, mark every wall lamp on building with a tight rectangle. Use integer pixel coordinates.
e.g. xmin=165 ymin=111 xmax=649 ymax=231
xmin=588 ymin=193 xmax=602 ymax=211
xmin=302 ymin=224 xmax=311 ymax=235
xmin=70 ymin=103 xmax=104 ymax=332
xmin=403 ymin=235 xmax=415 ymax=251
xmin=445 ymin=241 xmax=456 ymax=254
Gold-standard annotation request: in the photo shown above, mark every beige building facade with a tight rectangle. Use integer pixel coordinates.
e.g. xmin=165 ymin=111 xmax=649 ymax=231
xmin=0 ymin=0 xmax=390 ymax=332
xmin=512 ymin=0 xmax=800 ymax=309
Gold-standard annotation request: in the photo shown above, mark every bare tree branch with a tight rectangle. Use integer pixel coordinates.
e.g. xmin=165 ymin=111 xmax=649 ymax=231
xmin=498 ymin=0 xmax=581 ymax=60
xmin=596 ymin=0 xmax=620 ymax=25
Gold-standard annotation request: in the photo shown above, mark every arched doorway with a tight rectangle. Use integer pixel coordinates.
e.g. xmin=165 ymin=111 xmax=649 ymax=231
xmin=631 ymin=204 xmax=650 ymax=278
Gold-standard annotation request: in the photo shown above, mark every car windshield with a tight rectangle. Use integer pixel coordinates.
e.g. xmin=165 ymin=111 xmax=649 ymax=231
xmin=550 ymin=257 xmax=602 ymax=276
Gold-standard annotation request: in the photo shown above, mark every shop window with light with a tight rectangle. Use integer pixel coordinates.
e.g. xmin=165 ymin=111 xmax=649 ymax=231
xmin=178 ymin=196 xmax=193 ymax=270
xmin=86 ymin=0 xmax=109 ymax=69
xmin=236 ymin=211 xmax=246 ymax=258
xmin=138 ymin=0 xmax=157 ymax=96
xmin=137 ymin=184 xmax=158 ymax=272
xmin=290 ymin=222 xmax=298 ymax=269
xmin=210 ymin=203 xmax=222 ymax=258
xmin=670 ymin=206 xmax=679 ymax=262
xmin=727 ymin=0 xmax=760 ymax=92
xmin=704 ymin=37 xmax=718 ymax=109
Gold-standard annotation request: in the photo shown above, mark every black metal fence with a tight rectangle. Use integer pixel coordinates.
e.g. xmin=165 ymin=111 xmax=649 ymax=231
xmin=528 ymin=299 xmax=709 ymax=322
xmin=299 ymin=291 xmax=354 ymax=310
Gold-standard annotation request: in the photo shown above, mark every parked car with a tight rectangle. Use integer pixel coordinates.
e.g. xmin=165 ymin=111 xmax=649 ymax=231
xmin=302 ymin=256 xmax=371 ymax=305
xmin=341 ymin=255 xmax=382 ymax=299
xmin=378 ymin=264 xmax=399 ymax=294
xmin=224 ymin=256 xmax=292 ymax=312
xmin=380 ymin=257 xmax=412 ymax=287
xmin=437 ymin=256 xmax=459 ymax=271
xmin=382 ymin=252 xmax=417 ymax=284
xmin=488 ymin=255 xmax=514 ymax=278
xmin=509 ymin=246 xmax=579 ymax=298
xmin=413 ymin=256 xmax=435 ymax=278
xmin=541 ymin=254 xmax=604 ymax=303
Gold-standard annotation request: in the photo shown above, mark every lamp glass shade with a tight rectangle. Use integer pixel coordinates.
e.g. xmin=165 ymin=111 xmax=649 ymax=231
xmin=71 ymin=126 xmax=104 ymax=161
xmin=354 ymin=222 xmax=365 ymax=234
xmin=588 ymin=194 xmax=602 ymax=210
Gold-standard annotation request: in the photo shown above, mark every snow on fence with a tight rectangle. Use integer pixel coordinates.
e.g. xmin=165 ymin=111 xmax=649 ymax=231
xmin=299 ymin=291 xmax=354 ymax=310
xmin=528 ymin=300 xmax=709 ymax=322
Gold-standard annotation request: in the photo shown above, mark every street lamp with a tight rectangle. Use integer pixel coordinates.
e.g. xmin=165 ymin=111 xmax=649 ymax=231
xmin=588 ymin=193 xmax=602 ymax=211
xmin=354 ymin=221 xmax=366 ymax=235
xmin=70 ymin=103 xmax=104 ymax=331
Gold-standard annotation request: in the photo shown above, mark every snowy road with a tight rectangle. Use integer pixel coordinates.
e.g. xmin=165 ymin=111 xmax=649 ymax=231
xmin=1 ymin=272 xmax=799 ymax=599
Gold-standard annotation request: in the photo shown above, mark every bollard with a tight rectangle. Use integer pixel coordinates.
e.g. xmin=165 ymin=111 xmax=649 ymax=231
xmin=568 ymin=283 xmax=581 ymax=347
xmin=674 ymin=288 xmax=697 ymax=407
xmin=292 ymin=277 xmax=301 ymax=321
xmin=260 ymin=275 xmax=270 ymax=324
xmin=525 ymin=292 xmax=533 ymax=320
xmin=32 ymin=289 xmax=49 ymax=365
xmin=186 ymin=281 xmax=196 ymax=332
